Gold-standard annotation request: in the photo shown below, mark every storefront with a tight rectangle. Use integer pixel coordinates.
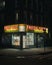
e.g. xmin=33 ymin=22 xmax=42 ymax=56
xmin=2 ymin=24 xmax=48 ymax=49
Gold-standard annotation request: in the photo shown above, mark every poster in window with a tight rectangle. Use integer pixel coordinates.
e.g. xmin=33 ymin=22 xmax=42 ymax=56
xmin=12 ymin=34 xmax=20 ymax=46
xmin=26 ymin=33 xmax=34 ymax=45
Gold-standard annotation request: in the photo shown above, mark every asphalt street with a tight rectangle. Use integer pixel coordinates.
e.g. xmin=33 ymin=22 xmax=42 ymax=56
xmin=0 ymin=54 xmax=52 ymax=65
xmin=0 ymin=48 xmax=52 ymax=65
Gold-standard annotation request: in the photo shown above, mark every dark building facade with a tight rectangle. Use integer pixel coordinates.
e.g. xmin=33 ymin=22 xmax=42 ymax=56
xmin=0 ymin=0 xmax=5 ymax=45
xmin=1 ymin=0 xmax=52 ymax=49
xmin=5 ymin=0 xmax=48 ymax=27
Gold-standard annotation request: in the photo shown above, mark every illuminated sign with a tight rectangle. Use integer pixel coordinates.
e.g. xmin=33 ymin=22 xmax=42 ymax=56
xmin=26 ymin=25 xmax=34 ymax=31
xmin=26 ymin=25 xmax=48 ymax=33
xmin=45 ymin=28 xmax=48 ymax=33
xmin=4 ymin=24 xmax=18 ymax=32
xmin=34 ymin=26 xmax=48 ymax=33
xmin=34 ymin=26 xmax=44 ymax=33
xmin=4 ymin=24 xmax=48 ymax=33
xmin=19 ymin=24 xmax=26 ymax=32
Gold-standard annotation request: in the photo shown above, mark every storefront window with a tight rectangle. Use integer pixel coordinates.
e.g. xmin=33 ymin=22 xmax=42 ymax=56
xmin=12 ymin=34 xmax=20 ymax=47
xmin=2 ymin=34 xmax=11 ymax=48
xmin=23 ymin=33 xmax=34 ymax=48
xmin=37 ymin=34 xmax=44 ymax=48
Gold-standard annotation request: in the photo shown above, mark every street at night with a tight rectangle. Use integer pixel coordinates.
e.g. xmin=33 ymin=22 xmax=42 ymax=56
xmin=0 ymin=53 xmax=52 ymax=64
xmin=0 ymin=0 xmax=52 ymax=65
xmin=0 ymin=48 xmax=52 ymax=64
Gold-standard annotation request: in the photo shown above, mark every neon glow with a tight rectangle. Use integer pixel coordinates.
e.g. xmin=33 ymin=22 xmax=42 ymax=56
xmin=4 ymin=24 xmax=48 ymax=33
xmin=4 ymin=25 xmax=18 ymax=32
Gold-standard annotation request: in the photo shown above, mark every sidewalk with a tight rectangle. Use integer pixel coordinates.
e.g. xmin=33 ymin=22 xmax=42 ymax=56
xmin=0 ymin=47 xmax=52 ymax=56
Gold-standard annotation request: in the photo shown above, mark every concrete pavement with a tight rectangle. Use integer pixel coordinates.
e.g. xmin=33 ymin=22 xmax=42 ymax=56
xmin=0 ymin=47 xmax=52 ymax=56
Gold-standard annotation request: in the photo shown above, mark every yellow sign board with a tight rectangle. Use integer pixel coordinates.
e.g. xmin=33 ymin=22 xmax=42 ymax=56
xmin=4 ymin=24 xmax=48 ymax=33
xmin=4 ymin=24 xmax=18 ymax=32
